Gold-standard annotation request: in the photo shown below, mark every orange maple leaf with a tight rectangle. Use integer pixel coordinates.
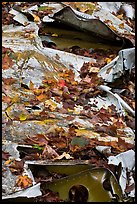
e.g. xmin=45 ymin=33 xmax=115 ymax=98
xmin=36 ymin=93 xmax=47 ymax=101
xmin=16 ymin=175 xmax=32 ymax=188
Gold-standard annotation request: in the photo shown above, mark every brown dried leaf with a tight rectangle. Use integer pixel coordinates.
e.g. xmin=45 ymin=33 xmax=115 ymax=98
xmin=24 ymin=134 xmax=49 ymax=146
xmin=2 ymin=151 xmax=10 ymax=160
xmin=125 ymin=183 xmax=135 ymax=193
xmin=9 ymin=160 xmax=24 ymax=175
xmin=2 ymin=95 xmax=11 ymax=103
xmin=3 ymin=77 xmax=17 ymax=85
xmin=42 ymin=143 xmax=59 ymax=159
xmin=2 ymin=54 xmax=14 ymax=69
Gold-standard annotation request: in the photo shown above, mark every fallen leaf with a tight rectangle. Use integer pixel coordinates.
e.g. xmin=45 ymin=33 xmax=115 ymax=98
xmin=119 ymin=23 xmax=124 ymax=29
xmin=9 ymin=160 xmax=24 ymax=174
xmin=51 ymin=33 xmax=58 ymax=37
xmin=2 ymin=2 xmax=8 ymax=5
xmin=2 ymin=54 xmax=14 ymax=69
xmin=104 ymin=19 xmax=112 ymax=25
xmin=29 ymin=81 xmax=34 ymax=90
xmin=29 ymin=33 xmax=36 ymax=39
xmin=36 ymin=93 xmax=47 ymax=101
xmin=2 ymin=151 xmax=10 ymax=160
xmin=32 ymin=14 xmax=41 ymax=22
xmin=66 ymin=115 xmax=75 ymax=121
xmin=19 ymin=113 xmax=27 ymax=121
xmin=83 ymin=75 xmax=91 ymax=83
xmin=2 ymin=95 xmax=11 ymax=103
xmin=33 ymin=88 xmax=45 ymax=95
xmin=45 ymin=99 xmax=57 ymax=111
xmin=16 ymin=175 xmax=33 ymax=188
xmin=105 ymin=57 xmax=112 ymax=64
xmin=125 ymin=183 xmax=135 ymax=193
xmin=4 ymin=159 xmax=13 ymax=165
xmin=12 ymin=94 xmax=20 ymax=103
xmin=109 ymin=25 xmax=117 ymax=31
xmin=42 ymin=143 xmax=59 ymax=159
xmin=89 ymin=66 xmax=100 ymax=73
xmin=24 ymin=134 xmax=48 ymax=146
xmin=2 ymin=77 xmax=16 ymax=85
xmin=117 ymin=14 xmax=123 ymax=20
xmin=54 ymin=152 xmax=73 ymax=160
xmin=58 ymin=79 xmax=66 ymax=87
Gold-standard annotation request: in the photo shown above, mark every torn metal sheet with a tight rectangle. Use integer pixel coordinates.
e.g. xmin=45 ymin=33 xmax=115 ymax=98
xmin=52 ymin=6 xmax=123 ymax=43
xmin=2 ymin=23 xmax=68 ymax=87
xmin=98 ymin=85 xmax=135 ymax=117
xmin=108 ymin=150 xmax=135 ymax=195
xmin=2 ymin=183 xmax=42 ymax=200
xmin=98 ymin=48 xmax=135 ymax=82
xmin=2 ymin=140 xmax=20 ymax=160
xmin=94 ymin=4 xmax=133 ymax=34
xmin=97 ymin=2 xmax=122 ymax=14
xmin=40 ymin=3 xmax=64 ymax=22
xmin=108 ymin=150 xmax=135 ymax=172
xmin=25 ymin=160 xmax=94 ymax=176
xmin=98 ymin=2 xmax=135 ymax=20
xmin=2 ymin=141 xmax=42 ymax=199
xmin=9 ymin=8 xmax=30 ymax=26
xmin=96 ymin=146 xmax=111 ymax=155
xmin=120 ymin=4 xmax=135 ymax=19
xmin=2 ymin=22 xmax=95 ymax=84
xmin=42 ymin=167 xmax=123 ymax=202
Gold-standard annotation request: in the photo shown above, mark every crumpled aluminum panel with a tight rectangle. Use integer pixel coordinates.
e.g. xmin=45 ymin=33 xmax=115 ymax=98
xmin=52 ymin=6 xmax=122 ymax=43
xmin=98 ymin=48 xmax=135 ymax=82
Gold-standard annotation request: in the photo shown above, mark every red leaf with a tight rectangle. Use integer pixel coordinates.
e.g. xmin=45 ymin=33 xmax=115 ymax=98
xmin=58 ymin=79 xmax=66 ymax=87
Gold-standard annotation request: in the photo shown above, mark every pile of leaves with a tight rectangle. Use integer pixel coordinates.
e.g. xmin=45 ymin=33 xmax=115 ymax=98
xmin=2 ymin=2 xmax=135 ymax=202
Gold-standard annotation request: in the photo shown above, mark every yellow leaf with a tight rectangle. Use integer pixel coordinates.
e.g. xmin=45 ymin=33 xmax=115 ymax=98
xmin=17 ymin=53 xmax=22 ymax=61
xmin=51 ymin=33 xmax=58 ymax=37
xmin=117 ymin=14 xmax=123 ymax=20
xmin=12 ymin=94 xmax=20 ymax=103
xmin=4 ymin=159 xmax=13 ymax=165
xmin=109 ymin=25 xmax=117 ymax=31
xmin=89 ymin=66 xmax=100 ymax=73
xmin=80 ymin=8 xmax=89 ymax=13
xmin=119 ymin=23 xmax=124 ymax=29
xmin=29 ymin=81 xmax=34 ymax=90
xmin=33 ymin=88 xmax=45 ymax=95
xmin=29 ymin=33 xmax=36 ymax=39
xmin=19 ymin=113 xmax=27 ymax=121
xmin=67 ymin=108 xmax=73 ymax=113
xmin=45 ymin=99 xmax=57 ymax=111
xmin=32 ymin=14 xmax=41 ymax=22
xmin=105 ymin=58 xmax=112 ymax=64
